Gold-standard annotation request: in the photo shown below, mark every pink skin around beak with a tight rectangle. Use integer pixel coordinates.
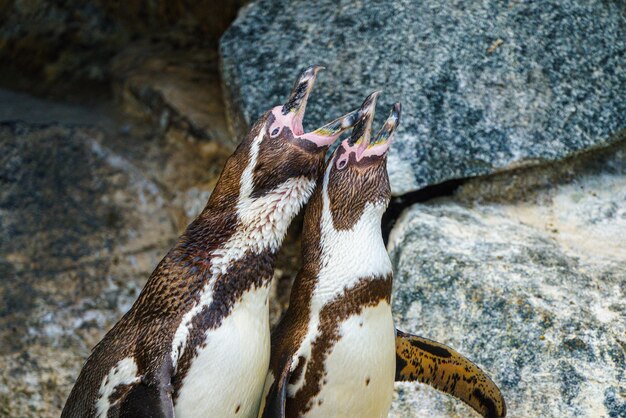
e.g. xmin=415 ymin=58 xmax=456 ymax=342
xmin=335 ymin=95 xmax=401 ymax=168
xmin=268 ymin=65 xmax=362 ymax=147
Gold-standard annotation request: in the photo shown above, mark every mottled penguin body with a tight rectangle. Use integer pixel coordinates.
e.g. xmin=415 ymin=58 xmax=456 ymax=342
xmin=272 ymin=167 xmax=397 ymax=417
xmin=261 ymin=94 xmax=507 ymax=418
xmin=62 ymin=66 xmax=361 ymax=418
xmin=262 ymin=93 xmax=398 ymax=417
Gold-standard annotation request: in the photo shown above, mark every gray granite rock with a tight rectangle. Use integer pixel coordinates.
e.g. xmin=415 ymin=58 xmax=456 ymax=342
xmin=220 ymin=0 xmax=626 ymax=195
xmin=387 ymin=144 xmax=626 ymax=417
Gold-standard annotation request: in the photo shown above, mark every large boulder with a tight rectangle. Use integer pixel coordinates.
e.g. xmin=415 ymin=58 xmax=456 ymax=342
xmin=220 ymin=0 xmax=626 ymax=195
xmin=387 ymin=143 xmax=626 ymax=416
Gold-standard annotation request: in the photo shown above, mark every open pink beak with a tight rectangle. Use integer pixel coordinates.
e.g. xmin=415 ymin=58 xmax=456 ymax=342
xmin=281 ymin=64 xmax=325 ymax=135
xmin=272 ymin=65 xmax=362 ymax=148
xmin=342 ymin=92 xmax=401 ymax=160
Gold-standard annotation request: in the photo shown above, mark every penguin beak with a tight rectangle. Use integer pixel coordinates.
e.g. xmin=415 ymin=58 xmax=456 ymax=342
xmin=301 ymin=107 xmax=361 ymax=148
xmin=277 ymin=65 xmax=362 ymax=148
xmin=348 ymin=91 xmax=380 ymax=157
xmin=281 ymin=64 xmax=325 ymax=136
xmin=339 ymin=94 xmax=401 ymax=161
xmin=365 ymin=102 xmax=401 ymax=157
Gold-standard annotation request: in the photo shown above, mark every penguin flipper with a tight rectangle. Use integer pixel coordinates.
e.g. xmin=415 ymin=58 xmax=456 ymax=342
xmin=114 ymin=381 xmax=174 ymax=418
xmin=395 ymin=329 xmax=506 ymax=418
xmin=261 ymin=355 xmax=293 ymax=418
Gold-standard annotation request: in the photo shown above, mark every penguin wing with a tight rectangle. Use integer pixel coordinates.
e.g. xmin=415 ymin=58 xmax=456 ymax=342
xmin=113 ymin=381 xmax=174 ymax=418
xmin=261 ymin=354 xmax=293 ymax=418
xmin=395 ymin=329 xmax=506 ymax=418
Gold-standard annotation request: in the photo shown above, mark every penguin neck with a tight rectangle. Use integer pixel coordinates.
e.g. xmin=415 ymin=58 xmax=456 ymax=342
xmin=182 ymin=124 xmax=316 ymax=267
xmin=290 ymin=177 xmax=393 ymax=316
xmin=312 ymin=204 xmax=391 ymax=310
xmin=233 ymin=175 xmax=315 ymax=254
xmin=186 ymin=174 xmax=315 ymax=281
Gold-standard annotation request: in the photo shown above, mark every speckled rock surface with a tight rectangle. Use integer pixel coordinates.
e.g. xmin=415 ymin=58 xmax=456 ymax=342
xmin=387 ymin=143 xmax=626 ymax=417
xmin=220 ymin=0 xmax=626 ymax=195
xmin=0 ymin=92 xmax=233 ymax=415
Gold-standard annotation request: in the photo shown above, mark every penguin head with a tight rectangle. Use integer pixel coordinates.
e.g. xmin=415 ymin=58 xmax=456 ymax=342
xmin=324 ymin=92 xmax=401 ymax=230
xmin=227 ymin=65 xmax=360 ymax=201
xmin=205 ymin=65 xmax=363 ymax=245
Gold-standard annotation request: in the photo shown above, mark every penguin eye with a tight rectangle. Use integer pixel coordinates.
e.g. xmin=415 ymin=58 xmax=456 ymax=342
xmin=337 ymin=159 xmax=348 ymax=170
xmin=270 ymin=127 xmax=281 ymax=137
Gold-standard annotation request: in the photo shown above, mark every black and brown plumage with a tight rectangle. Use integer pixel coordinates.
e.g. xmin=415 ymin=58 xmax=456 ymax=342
xmin=260 ymin=93 xmax=506 ymax=418
xmin=61 ymin=66 xmax=363 ymax=418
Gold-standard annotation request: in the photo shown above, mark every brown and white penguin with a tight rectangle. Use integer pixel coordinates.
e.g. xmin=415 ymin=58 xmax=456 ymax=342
xmin=61 ymin=66 xmax=363 ymax=418
xmin=260 ymin=93 xmax=507 ymax=418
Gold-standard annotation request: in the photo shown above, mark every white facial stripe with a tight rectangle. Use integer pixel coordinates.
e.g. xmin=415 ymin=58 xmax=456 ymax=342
xmin=289 ymin=164 xmax=392 ymax=395
xmin=171 ymin=128 xmax=316 ymax=370
xmin=238 ymin=125 xmax=265 ymax=204
xmin=96 ymin=357 xmax=140 ymax=418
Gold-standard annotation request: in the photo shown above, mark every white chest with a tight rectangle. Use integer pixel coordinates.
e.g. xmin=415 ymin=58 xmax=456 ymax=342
xmin=174 ymin=287 xmax=271 ymax=418
xmin=302 ymin=301 xmax=396 ymax=418
xmin=315 ymin=204 xmax=392 ymax=305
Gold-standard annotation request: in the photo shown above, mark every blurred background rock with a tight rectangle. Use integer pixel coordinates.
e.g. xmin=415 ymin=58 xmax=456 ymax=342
xmin=0 ymin=1 xmax=624 ymax=416
xmin=0 ymin=1 xmax=246 ymax=415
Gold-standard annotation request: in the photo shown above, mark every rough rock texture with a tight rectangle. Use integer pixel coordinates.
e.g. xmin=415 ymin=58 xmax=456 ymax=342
xmin=220 ymin=0 xmax=626 ymax=195
xmin=0 ymin=88 xmax=232 ymax=416
xmin=111 ymin=43 xmax=232 ymax=146
xmin=0 ymin=122 xmax=175 ymax=415
xmin=387 ymin=143 xmax=626 ymax=417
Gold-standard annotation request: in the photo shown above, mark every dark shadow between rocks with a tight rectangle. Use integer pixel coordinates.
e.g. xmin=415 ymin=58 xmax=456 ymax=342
xmin=382 ymin=178 xmax=466 ymax=244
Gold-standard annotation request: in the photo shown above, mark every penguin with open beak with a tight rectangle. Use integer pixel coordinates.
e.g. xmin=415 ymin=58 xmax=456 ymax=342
xmin=62 ymin=66 xmax=362 ymax=418
xmin=260 ymin=93 xmax=507 ymax=418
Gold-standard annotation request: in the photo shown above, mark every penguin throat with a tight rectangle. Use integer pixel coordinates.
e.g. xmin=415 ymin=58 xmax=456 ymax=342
xmin=203 ymin=176 xmax=315 ymax=278
xmin=231 ymin=127 xmax=316 ymax=259
xmin=237 ymin=176 xmax=314 ymax=251
xmin=310 ymin=168 xmax=391 ymax=307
